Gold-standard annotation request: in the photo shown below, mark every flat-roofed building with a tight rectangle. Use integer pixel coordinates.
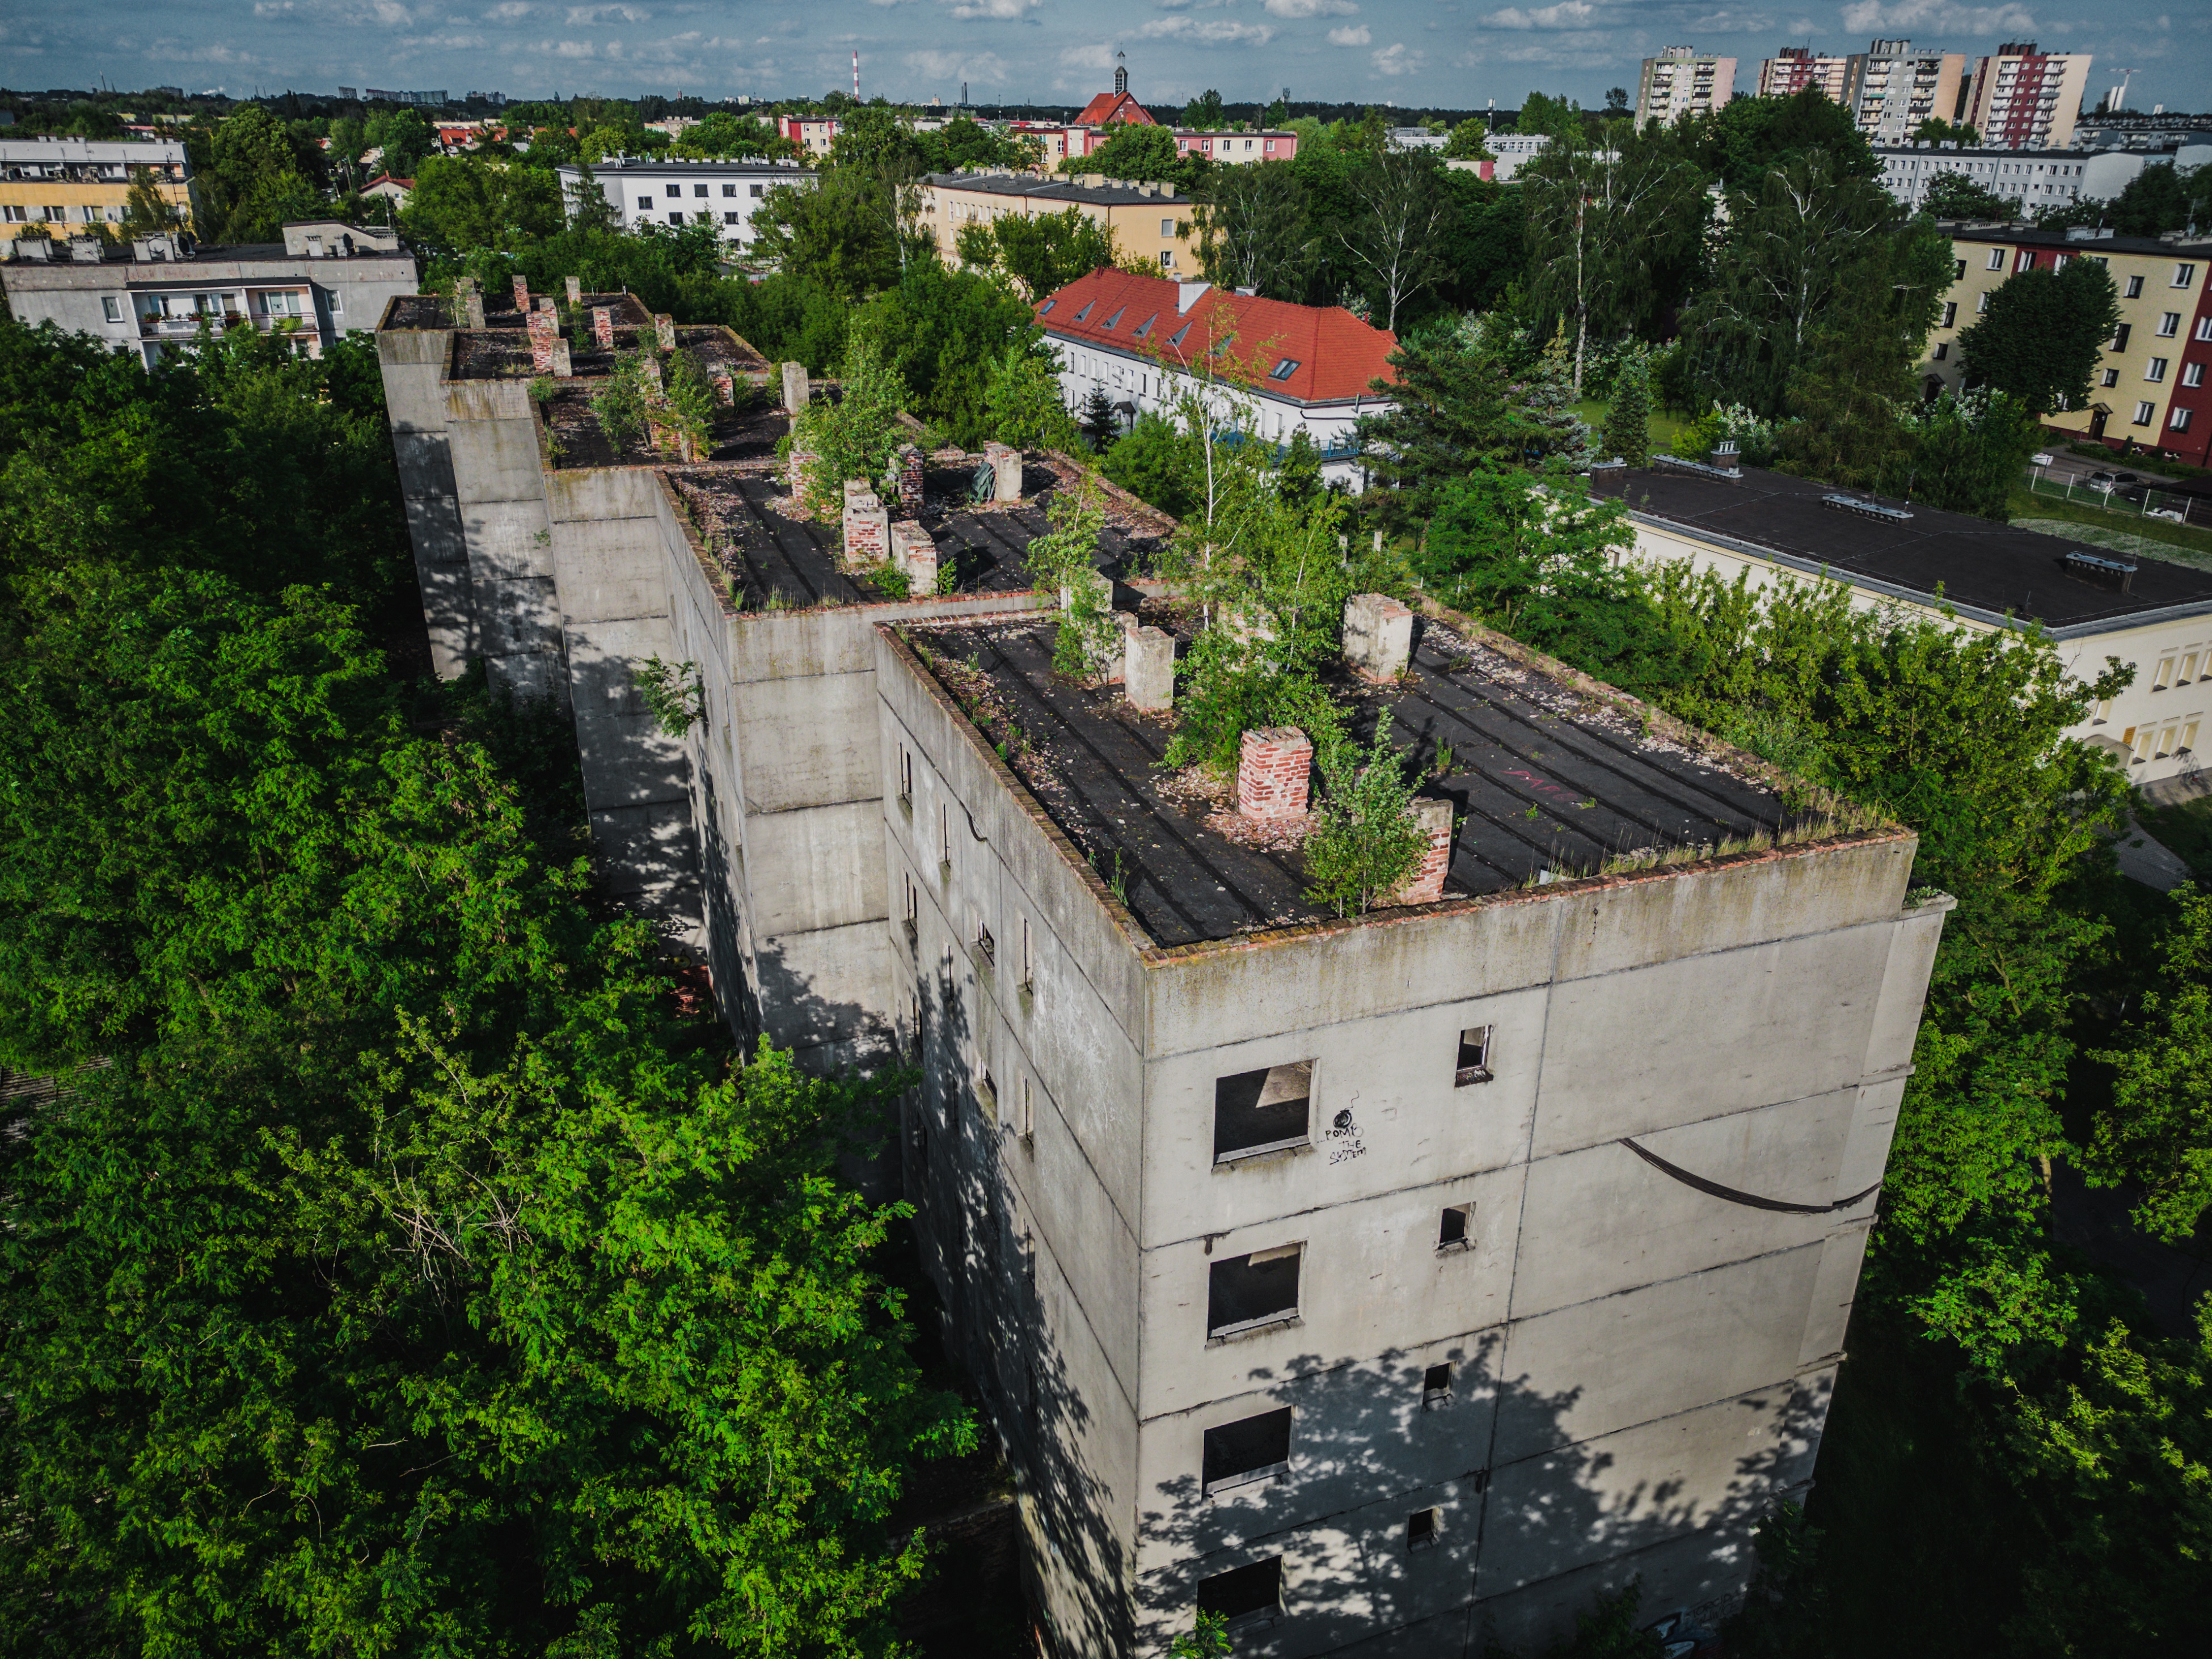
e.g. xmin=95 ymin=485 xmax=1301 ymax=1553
xmin=1174 ymin=129 xmax=1299 ymax=165
xmin=1758 ymin=47 xmax=1850 ymax=102
xmin=0 ymin=135 xmax=195 ymax=238
xmin=1965 ymin=42 xmax=2093 ymax=151
xmin=1875 ymin=145 xmax=2094 ymax=211
xmin=1846 ymin=39 xmax=1966 ymax=145
xmin=1 ymin=220 xmax=415 ymax=369
xmin=924 ymin=171 xmax=1197 ymax=276
xmin=1591 ymin=461 xmax=2212 ymax=783
xmin=1920 ymin=224 xmax=2211 ymax=455
xmin=558 ymin=156 xmax=816 ymax=255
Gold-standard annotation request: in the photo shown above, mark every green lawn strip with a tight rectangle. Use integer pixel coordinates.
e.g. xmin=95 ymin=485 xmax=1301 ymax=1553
xmin=2009 ymin=487 xmax=2212 ymax=567
xmin=1572 ymin=398 xmax=1690 ymax=455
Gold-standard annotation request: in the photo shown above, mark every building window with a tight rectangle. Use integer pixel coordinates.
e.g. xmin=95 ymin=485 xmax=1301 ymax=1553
xmin=1407 ymin=1508 xmax=1442 ymax=1551
xmin=102 ymin=295 xmax=125 ymax=323
xmin=2091 ymin=698 xmax=2112 ymax=724
xmin=901 ymin=872 xmax=918 ymax=942
xmin=750 ymin=183 xmax=764 ymax=197
xmin=1268 ymin=357 xmax=1301 ymax=381
xmin=2126 ymin=274 xmax=2145 ymax=298
xmin=1422 ymin=1362 xmax=1453 ymax=1409
xmin=1932 ymin=343 xmax=1949 ymax=361
xmin=939 ymin=801 xmax=951 ymax=867
xmin=2176 ymin=407 xmax=2197 ymax=433
xmin=1438 ymin=1204 xmax=1475 ymax=1252
xmin=693 ymin=183 xmax=708 ymax=197
xmin=1207 ymin=1246 xmax=1302 ymax=1340
xmin=1455 ymin=1025 xmax=1493 ymax=1086
xmin=1016 ymin=1074 xmax=1035 ymax=1138
xmin=1196 ymin=1557 xmax=1283 ymax=1628
xmin=2186 ymin=363 xmax=2206 ymax=389
xmin=665 ymin=184 xmax=681 ymax=198
xmin=1940 ymin=300 xmax=1957 ymax=328
xmin=2160 ymin=313 xmax=2183 ymax=337
xmin=41 ymin=206 xmax=66 ymax=222
xmin=2113 ymin=323 xmax=2132 ymax=351
xmin=723 ymin=211 xmax=741 ymax=225
xmin=636 ymin=196 xmax=652 ymax=209
xmin=0 ymin=206 xmax=22 ymax=222
xmin=2176 ymin=264 xmax=2198 ymax=288
xmin=1019 ymin=915 xmax=1035 ymax=990
xmin=2134 ymin=400 xmax=2156 ymax=427
xmin=2197 ymin=318 xmax=2212 ymax=343
xmin=2149 ymin=358 xmax=2169 ymax=382
xmin=668 ymin=212 xmax=683 ymax=225
xmin=1985 ymin=248 xmax=2004 ymax=271
xmin=1976 ymin=292 xmax=1991 ymax=315
xmin=722 ymin=183 xmax=737 ymax=197
xmin=1201 ymin=1408 xmax=1292 ymax=1495
xmin=2103 ymin=368 xmax=2121 ymax=387
xmin=1159 ymin=250 xmax=1175 ymax=269
xmin=1214 ymin=1061 xmax=1313 ymax=1163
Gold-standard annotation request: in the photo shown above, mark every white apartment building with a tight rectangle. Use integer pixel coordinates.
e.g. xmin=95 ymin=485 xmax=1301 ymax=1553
xmin=556 ymin=157 xmax=816 ymax=255
xmin=1877 ymin=139 xmax=2212 ymax=213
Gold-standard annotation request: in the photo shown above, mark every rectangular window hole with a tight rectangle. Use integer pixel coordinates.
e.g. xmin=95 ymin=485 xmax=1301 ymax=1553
xmin=1422 ymin=1362 xmax=1453 ymax=1409
xmin=1455 ymin=1026 xmax=1492 ymax=1086
xmin=1207 ymin=1247 xmax=1302 ymax=1339
xmin=1214 ymin=1061 xmax=1312 ymax=1163
xmin=1196 ymin=1556 xmax=1282 ymax=1626
xmin=1438 ymin=1205 xmax=1474 ymax=1252
xmin=1202 ymin=1407 xmax=1291 ymax=1495
xmin=1407 ymin=1507 xmax=1441 ymax=1551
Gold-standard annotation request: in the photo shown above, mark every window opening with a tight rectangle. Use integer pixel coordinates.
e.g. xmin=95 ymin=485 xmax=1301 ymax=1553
xmin=1196 ymin=1557 xmax=1283 ymax=1627
xmin=1438 ymin=1205 xmax=1474 ymax=1252
xmin=1407 ymin=1508 xmax=1441 ymax=1551
xmin=1202 ymin=1407 xmax=1292 ymax=1494
xmin=1208 ymin=1246 xmax=1302 ymax=1339
xmin=1268 ymin=357 xmax=1300 ymax=381
xmin=1017 ymin=1075 xmax=1036 ymax=1139
xmin=1214 ymin=1061 xmax=1314 ymax=1162
xmin=1454 ymin=1026 xmax=1493 ymax=1086
xmin=1422 ymin=1362 xmax=1453 ymax=1409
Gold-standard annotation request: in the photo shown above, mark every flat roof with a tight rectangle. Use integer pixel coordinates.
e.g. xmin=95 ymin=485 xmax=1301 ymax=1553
xmin=900 ymin=610 xmax=1800 ymax=949
xmin=923 ymin=171 xmax=1191 ymax=206
xmin=1591 ymin=463 xmax=2212 ymax=635
xmin=382 ymin=290 xmax=649 ymax=333
xmin=449 ymin=319 xmax=763 ymax=381
xmin=1933 ymin=222 xmax=2212 ymax=256
xmin=571 ymin=157 xmax=814 ymax=174
xmin=666 ymin=461 xmax=1166 ymax=611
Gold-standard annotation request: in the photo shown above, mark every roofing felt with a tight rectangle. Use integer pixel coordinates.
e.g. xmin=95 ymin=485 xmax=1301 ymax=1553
xmin=665 ymin=465 xmax=1169 ymax=612
xmin=926 ymin=171 xmax=1190 ymax=206
xmin=901 ymin=611 xmax=1800 ymax=949
xmin=448 ymin=322 xmax=766 ymax=381
xmin=382 ymin=290 xmax=650 ymax=332
xmin=1937 ymin=223 xmax=2212 ymax=256
xmin=1035 ymin=269 xmax=1399 ymax=407
xmin=1590 ymin=463 xmax=2212 ymax=633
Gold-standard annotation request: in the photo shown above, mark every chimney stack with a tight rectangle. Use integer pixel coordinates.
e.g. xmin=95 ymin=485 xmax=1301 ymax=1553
xmin=1238 ymin=727 xmax=1312 ymax=821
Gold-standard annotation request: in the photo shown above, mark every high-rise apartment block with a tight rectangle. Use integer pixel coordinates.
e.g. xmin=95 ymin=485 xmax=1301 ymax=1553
xmin=1757 ymin=47 xmax=1850 ymax=102
xmin=1844 ymin=40 xmax=1966 ymax=144
xmin=1965 ymin=41 xmax=2092 ymax=150
xmin=1635 ymin=47 xmax=1737 ymax=126
xmin=375 ymin=281 xmax=1947 ymax=1656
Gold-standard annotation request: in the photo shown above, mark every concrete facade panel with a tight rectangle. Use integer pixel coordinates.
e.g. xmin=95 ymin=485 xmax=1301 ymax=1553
xmin=548 ymin=516 xmax=671 ymax=624
xmin=743 ymin=799 xmax=889 ymax=936
xmin=736 ymin=670 xmax=881 ymax=813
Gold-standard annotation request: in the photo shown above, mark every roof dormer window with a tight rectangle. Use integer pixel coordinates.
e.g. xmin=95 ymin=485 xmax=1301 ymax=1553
xmin=1269 ymin=358 xmax=1300 ymax=381
xmin=1039 ymin=298 xmax=1056 ymax=313
xmin=1133 ymin=314 xmax=1155 ymax=339
xmin=1073 ymin=302 xmax=1093 ymax=322
xmin=1102 ymin=307 xmax=1124 ymax=330
xmin=1167 ymin=322 xmax=1191 ymax=348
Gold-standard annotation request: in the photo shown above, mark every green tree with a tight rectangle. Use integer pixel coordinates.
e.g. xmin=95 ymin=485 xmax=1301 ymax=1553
xmin=1443 ymin=120 xmax=1495 ymax=161
xmin=1196 ymin=163 xmax=1314 ymax=301
xmin=1334 ymin=149 xmax=1450 ymax=332
xmin=1923 ymin=170 xmax=2015 ymax=219
xmin=197 ymin=104 xmax=326 ymax=244
xmin=1956 ymin=255 xmax=2122 ymax=416
xmin=1355 ymin=319 xmax=1546 ymax=533
xmin=119 ymin=164 xmax=184 ymax=238
xmin=672 ymin=111 xmax=800 ymax=162
xmin=1079 ymin=385 xmax=1122 ymax=453
xmin=958 ymin=205 xmax=1118 ymax=299
xmin=1601 ymin=346 xmax=1650 ymax=466
xmin=851 ymin=262 xmax=1044 ymax=448
xmin=1900 ymin=387 xmax=2042 ymax=518
xmin=983 ymin=341 xmax=1082 ymax=452
xmin=1516 ymin=91 xmax=1583 ymax=141
xmin=1187 ymin=90 xmax=1227 ymax=130
xmin=1305 ymin=726 xmax=1430 ymax=918
xmin=399 ymin=154 xmax=565 ymax=258
xmin=1083 ymin=123 xmax=1208 ymax=194
xmin=752 ymin=168 xmax=917 ymax=299
xmin=1913 ymin=117 xmax=1982 ymax=146
xmin=1677 ymin=87 xmax=1880 ymax=189
xmin=788 ymin=331 xmax=908 ymax=516
xmin=1102 ymin=411 xmax=1196 ymax=516
xmin=364 ymin=107 xmax=434 ymax=178
xmin=2109 ymin=163 xmax=2193 ymax=238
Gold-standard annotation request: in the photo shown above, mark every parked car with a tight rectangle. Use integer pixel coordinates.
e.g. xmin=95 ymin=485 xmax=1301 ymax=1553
xmin=2087 ymin=470 xmax=2118 ymax=492
xmin=2029 ymin=451 xmax=2055 ymax=467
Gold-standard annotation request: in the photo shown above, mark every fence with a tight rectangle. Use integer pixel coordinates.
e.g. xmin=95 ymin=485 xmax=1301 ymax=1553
xmin=2024 ymin=466 xmax=2212 ymax=530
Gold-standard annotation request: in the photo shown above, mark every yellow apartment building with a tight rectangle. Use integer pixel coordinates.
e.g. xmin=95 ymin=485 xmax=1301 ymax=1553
xmin=921 ymin=170 xmax=1198 ymax=275
xmin=1921 ymin=224 xmax=2212 ymax=449
xmin=0 ymin=137 xmax=196 ymax=239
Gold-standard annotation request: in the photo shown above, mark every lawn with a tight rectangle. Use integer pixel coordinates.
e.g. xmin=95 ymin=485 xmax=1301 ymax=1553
xmin=2008 ymin=482 xmax=2212 ymax=569
xmin=1572 ymin=398 xmax=1691 ymax=457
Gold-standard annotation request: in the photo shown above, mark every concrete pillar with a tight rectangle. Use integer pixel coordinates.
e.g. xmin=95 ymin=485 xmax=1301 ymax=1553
xmin=655 ymin=313 xmax=677 ymax=352
xmin=552 ymin=339 xmax=572 ymax=378
xmin=564 ymin=275 xmax=581 ymax=306
xmin=712 ymin=370 xmax=734 ymax=406
xmin=891 ymin=442 xmax=925 ymax=517
xmin=537 ymin=296 xmax=557 ymax=313
xmin=463 ymin=292 xmax=486 ymax=328
xmin=592 ymin=307 xmax=614 ymax=348
xmin=982 ymin=440 xmax=1022 ymax=503
xmin=1239 ymin=726 xmax=1312 ymax=821
xmin=891 ymin=520 xmax=938 ymax=590
xmin=782 ymin=360 xmax=810 ymax=415
xmin=511 ymin=275 xmax=529 ymax=311
xmin=1126 ymin=625 xmax=1174 ymax=710
xmin=842 ymin=486 xmax=890 ymax=570
xmin=526 ymin=309 xmax=556 ymax=373
xmin=1388 ymin=799 xmax=1456 ymax=906
xmin=1343 ymin=592 xmax=1414 ymax=681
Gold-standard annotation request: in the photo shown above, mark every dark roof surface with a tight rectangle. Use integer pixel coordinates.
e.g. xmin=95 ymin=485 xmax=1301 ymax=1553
xmin=926 ymin=171 xmax=1189 ymax=206
xmin=666 ymin=467 xmax=1167 ymax=611
xmin=1036 ymin=269 xmax=1397 ymax=406
xmin=381 ymin=290 xmax=650 ymax=334
xmin=1936 ymin=223 xmax=2212 ymax=256
xmin=1591 ymin=464 xmax=2212 ymax=631
xmin=904 ymin=613 xmax=1799 ymax=948
xmin=449 ymin=321 xmax=764 ymax=381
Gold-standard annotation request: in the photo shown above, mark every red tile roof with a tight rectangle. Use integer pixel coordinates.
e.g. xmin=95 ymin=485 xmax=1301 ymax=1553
xmin=1034 ymin=270 xmax=1398 ymax=407
xmin=1071 ymin=91 xmax=1155 ymax=128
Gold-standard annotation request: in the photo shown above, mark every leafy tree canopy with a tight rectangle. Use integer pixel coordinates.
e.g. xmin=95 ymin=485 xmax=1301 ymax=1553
xmin=1956 ymin=255 xmax=2122 ymax=417
xmin=1923 ymin=170 xmax=2017 ymax=221
xmin=1676 ymin=87 xmax=1880 ymax=189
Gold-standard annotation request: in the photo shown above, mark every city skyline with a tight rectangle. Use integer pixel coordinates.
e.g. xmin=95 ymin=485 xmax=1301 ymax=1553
xmin=2 ymin=2 xmax=2206 ymax=119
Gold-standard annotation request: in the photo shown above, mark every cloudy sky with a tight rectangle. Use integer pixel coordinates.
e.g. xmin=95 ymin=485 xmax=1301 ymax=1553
xmin=5 ymin=2 xmax=2205 ymax=116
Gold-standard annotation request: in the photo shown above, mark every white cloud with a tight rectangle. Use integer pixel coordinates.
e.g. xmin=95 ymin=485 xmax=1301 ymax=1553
xmin=370 ymin=1 xmax=415 ymax=24
xmin=251 ymin=2 xmax=295 ymax=14
xmin=1839 ymin=1 xmax=2036 ymax=28
xmin=483 ymin=1 xmax=531 ymax=15
xmin=942 ymin=0 xmax=1040 ymax=17
xmin=1261 ymin=0 xmax=1357 ymax=15
xmin=1328 ymin=24 xmax=1370 ymax=44
xmin=565 ymin=3 xmax=647 ymax=20
xmin=533 ymin=36 xmax=598 ymax=55
xmin=1372 ymin=40 xmax=1422 ymax=74
xmin=904 ymin=47 xmax=1008 ymax=83
xmin=399 ymin=30 xmax=488 ymax=48
xmin=1058 ymin=41 xmax=1115 ymax=70
xmin=1139 ymin=16 xmax=1277 ymax=42
xmin=1484 ymin=1 xmax=1594 ymax=26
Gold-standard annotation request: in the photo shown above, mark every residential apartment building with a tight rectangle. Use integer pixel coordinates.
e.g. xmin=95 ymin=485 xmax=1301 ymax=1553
xmin=1845 ymin=40 xmax=1965 ymax=145
xmin=0 ymin=136 xmax=195 ymax=238
xmin=1 ymin=221 xmax=416 ymax=369
xmin=1965 ymin=42 xmax=2092 ymax=151
xmin=924 ymin=172 xmax=1197 ymax=275
xmin=1635 ymin=47 xmax=1737 ymax=128
xmin=1175 ymin=129 xmax=1299 ymax=165
xmin=377 ymin=285 xmax=1947 ymax=1658
xmin=776 ymin=116 xmax=841 ymax=157
xmin=1593 ymin=464 xmax=2212 ymax=786
xmin=1482 ymin=132 xmax=1552 ymax=183
xmin=1875 ymin=145 xmax=2091 ymax=211
xmin=557 ymin=157 xmax=816 ymax=256
xmin=1920 ymin=225 xmax=2212 ymax=457
xmin=1757 ymin=47 xmax=1850 ymax=102
xmin=1036 ymin=271 xmax=1395 ymax=489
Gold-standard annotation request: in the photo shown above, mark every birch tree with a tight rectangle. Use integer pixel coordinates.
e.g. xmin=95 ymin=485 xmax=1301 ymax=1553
xmin=1334 ymin=150 xmax=1449 ymax=333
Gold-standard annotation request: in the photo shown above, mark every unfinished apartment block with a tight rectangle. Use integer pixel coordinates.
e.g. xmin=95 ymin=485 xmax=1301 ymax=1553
xmin=378 ymin=289 xmax=1947 ymax=1657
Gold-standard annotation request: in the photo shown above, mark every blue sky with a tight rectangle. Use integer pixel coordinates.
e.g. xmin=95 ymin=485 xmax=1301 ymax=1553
xmin=4 ymin=2 xmax=2206 ymax=117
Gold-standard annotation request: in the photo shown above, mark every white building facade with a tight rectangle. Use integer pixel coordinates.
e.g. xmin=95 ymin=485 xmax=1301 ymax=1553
xmin=556 ymin=157 xmax=816 ymax=255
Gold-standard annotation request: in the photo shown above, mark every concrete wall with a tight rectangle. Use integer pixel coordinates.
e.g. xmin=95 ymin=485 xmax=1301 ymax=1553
xmin=375 ymin=313 xmax=473 ymax=676
xmin=444 ymin=376 xmax=564 ymax=702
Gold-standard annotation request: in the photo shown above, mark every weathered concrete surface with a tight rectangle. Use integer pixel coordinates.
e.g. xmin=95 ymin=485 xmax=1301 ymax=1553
xmin=375 ymin=318 xmax=472 ymax=676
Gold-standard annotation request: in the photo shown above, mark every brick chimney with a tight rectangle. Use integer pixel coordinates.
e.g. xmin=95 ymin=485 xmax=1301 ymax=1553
xmin=592 ymin=306 xmax=614 ymax=348
xmin=511 ymin=275 xmax=529 ymax=311
xmin=1387 ymin=799 xmax=1455 ymax=906
xmin=1239 ymin=727 xmax=1312 ymax=821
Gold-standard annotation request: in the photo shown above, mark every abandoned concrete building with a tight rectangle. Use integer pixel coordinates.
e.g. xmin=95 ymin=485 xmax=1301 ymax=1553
xmin=376 ymin=286 xmax=1948 ymax=1658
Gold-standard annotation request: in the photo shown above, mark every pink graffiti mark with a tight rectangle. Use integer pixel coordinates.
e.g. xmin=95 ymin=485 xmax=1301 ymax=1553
xmin=1500 ymin=767 xmax=1576 ymax=800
